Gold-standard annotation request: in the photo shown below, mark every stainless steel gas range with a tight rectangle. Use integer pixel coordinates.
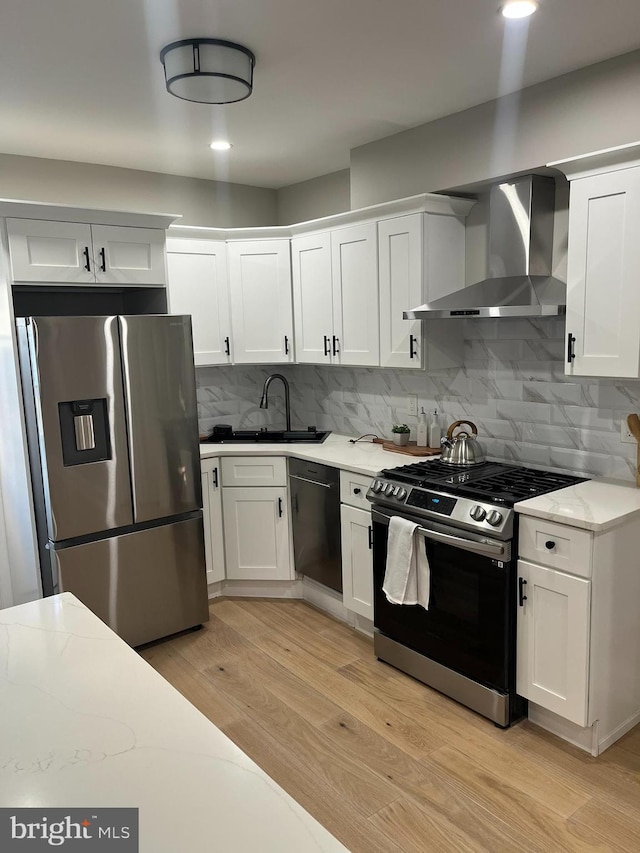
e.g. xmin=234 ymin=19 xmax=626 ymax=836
xmin=367 ymin=459 xmax=586 ymax=727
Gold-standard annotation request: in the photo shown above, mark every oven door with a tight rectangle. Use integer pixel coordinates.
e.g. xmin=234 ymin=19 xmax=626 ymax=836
xmin=372 ymin=507 xmax=514 ymax=694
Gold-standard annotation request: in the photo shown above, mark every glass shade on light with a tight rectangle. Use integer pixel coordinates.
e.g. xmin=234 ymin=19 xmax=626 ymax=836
xmin=160 ymin=39 xmax=255 ymax=104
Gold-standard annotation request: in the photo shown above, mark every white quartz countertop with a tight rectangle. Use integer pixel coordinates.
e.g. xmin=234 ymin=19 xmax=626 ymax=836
xmin=0 ymin=593 xmax=347 ymax=853
xmin=200 ymin=432 xmax=420 ymax=476
xmin=515 ymin=478 xmax=640 ymax=532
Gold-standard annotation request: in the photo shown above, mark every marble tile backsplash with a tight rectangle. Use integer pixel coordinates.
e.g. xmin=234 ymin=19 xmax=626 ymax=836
xmin=196 ymin=317 xmax=640 ymax=481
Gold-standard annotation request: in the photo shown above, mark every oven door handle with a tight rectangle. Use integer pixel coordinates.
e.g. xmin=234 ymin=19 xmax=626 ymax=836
xmin=415 ymin=526 xmax=506 ymax=558
xmin=371 ymin=509 xmax=506 ymax=558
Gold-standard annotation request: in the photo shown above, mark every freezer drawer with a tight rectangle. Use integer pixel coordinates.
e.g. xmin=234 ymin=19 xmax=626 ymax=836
xmin=52 ymin=515 xmax=209 ymax=646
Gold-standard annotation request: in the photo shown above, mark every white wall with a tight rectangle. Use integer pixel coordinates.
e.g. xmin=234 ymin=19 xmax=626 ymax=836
xmin=0 ymin=154 xmax=277 ymax=227
xmin=350 ymin=49 xmax=640 ymax=207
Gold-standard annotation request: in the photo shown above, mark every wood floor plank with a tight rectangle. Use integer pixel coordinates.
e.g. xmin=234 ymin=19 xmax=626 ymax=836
xmin=142 ymin=598 xmax=640 ymax=853
xmin=223 ymin=718 xmax=404 ymax=853
xmin=569 ymin=796 xmax=640 ymax=853
xmin=202 ymin=653 xmax=399 ymax=818
xmin=369 ymin=796 xmax=510 ymax=853
xmin=427 ymin=745 xmax=616 ymax=852
xmin=509 ymin=722 xmax=640 ymax=812
xmin=138 ymin=643 xmax=243 ymax=729
xmin=319 ymin=712 xmax=539 ymax=853
xmin=244 ymin=627 xmax=447 ymax=758
xmin=235 ymin=599 xmax=363 ymax=669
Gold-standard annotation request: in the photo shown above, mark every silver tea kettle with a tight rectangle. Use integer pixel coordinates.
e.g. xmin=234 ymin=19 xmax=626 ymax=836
xmin=441 ymin=420 xmax=485 ymax=465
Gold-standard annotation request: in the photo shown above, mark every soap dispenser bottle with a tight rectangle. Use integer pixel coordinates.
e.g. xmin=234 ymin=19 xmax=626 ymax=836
xmin=428 ymin=410 xmax=441 ymax=448
xmin=416 ymin=407 xmax=428 ymax=447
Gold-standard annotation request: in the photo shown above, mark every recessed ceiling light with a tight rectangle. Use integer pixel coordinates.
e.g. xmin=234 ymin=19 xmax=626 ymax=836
xmin=209 ymin=140 xmax=232 ymax=151
xmin=501 ymin=1 xmax=539 ymax=19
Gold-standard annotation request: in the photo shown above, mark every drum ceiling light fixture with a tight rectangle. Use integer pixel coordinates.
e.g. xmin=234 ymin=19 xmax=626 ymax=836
xmin=160 ymin=38 xmax=255 ymax=104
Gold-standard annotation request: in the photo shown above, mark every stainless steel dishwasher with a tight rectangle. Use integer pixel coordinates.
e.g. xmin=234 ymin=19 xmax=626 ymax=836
xmin=289 ymin=458 xmax=342 ymax=592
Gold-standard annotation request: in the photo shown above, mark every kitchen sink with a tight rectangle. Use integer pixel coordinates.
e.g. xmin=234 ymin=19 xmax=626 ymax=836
xmin=201 ymin=428 xmax=331 ymax=444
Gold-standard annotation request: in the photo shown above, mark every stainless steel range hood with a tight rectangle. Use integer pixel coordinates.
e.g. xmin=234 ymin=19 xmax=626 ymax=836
xmin=404 ymin=175 xmax=566 ymax=320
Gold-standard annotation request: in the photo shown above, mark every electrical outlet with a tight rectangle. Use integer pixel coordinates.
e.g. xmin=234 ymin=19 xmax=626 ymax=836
xmin=621 ymin=420 xmax=635 ymax=444
xmin=407 ymin=394 xmax=418 ymax=416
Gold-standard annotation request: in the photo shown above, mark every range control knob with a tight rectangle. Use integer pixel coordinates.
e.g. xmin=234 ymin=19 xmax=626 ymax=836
xmin=396 ymin=487 xmax=407 ymax=500
xmin=486 ymin=510 xmax=504 ymax=527
xmin=383 ymin=483 xmax=395 ymax=496
xmin=371 ymin=480 xmax=383 ymax=493
xmin=469 ymin=505 xmax=487 ymax=521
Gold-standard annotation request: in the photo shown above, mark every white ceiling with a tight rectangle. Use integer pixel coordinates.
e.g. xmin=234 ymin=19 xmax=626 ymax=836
xmin=3 ymin=0 xmax=640 ymax=189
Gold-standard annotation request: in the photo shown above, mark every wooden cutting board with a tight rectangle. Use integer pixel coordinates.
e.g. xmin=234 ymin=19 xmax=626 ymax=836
xmin=373 ymin=438 xmax=441 ymax=457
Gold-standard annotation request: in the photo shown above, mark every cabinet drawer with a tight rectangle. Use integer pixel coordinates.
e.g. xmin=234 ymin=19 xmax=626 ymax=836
xmin=518 ymin=516 xmax=592 ymax=577
xmin=221 ymin=456 xmax=287 ymax=487
xmin=340 ymin=470 xmax=374 ymax=510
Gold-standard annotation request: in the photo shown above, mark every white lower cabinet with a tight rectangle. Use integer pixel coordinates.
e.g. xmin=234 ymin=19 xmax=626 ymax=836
xmin=201 ymin=458 xmax=225 ymax=585
xmin=340 ymin=504 xmax=374 ymax=620
xmin=220 ymin=456 xmax=292 ymax=582
xmin=339 ymin=470 xmax=374 ymax=621
xmin=516 ymin=559 xmax=591 ymax=726
xmin=223 ymin=487 xmax=292 ymax=581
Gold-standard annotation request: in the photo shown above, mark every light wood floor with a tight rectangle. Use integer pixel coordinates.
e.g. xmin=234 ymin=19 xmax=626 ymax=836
xmin=140 ymin=599 xmax=640 ymax=852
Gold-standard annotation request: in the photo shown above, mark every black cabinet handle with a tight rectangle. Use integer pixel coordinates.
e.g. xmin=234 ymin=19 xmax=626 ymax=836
xmin=409 ymin=334 xmax=417 ymax=359
xmin=83 ymin=246 xmax=91 ymax=272
xmin=567 ymin=332 xmax=576 ymax=363
xmin=353 ymin=488 xmax=361 ymax=495
xmin=368 ymin=525 xmax=373 ymax=550
xmin=545 ymin=540 xmax=555 ymax=550
xmin=99 ymin=247 xmax=106 ymax=272
xmin=518 ymin=577 xmax=528 ymax=606
xmin=224 ymin=336 xmax=230 ymax=356
xmin=278 ymin=497 xmax=283 ymax=517
xmin=212 ymin=467 xmax=218 ymax=488
xmin=323 ymin=335 xmax=331 ymax=357
xmin=284 ymin=336 xmax=289 ymax=355
xmin=332 ymin=335 xmax=339 ymax=356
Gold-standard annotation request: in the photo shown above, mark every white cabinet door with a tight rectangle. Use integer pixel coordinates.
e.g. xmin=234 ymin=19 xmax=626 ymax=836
xmin=223 ymin=487 xmax=292 ymax=580
xmin=378 ymin=214 xmax=423 ymax=369
xmin=331 ymin=223 xmax=379 ymax=366
xmin=566 ymin=166 xmax=640 ymax=378
xmin=516 ymin=559 xmax=591 ymax=726
xmin=227 ymin=240 xmax=294 ymax=364
xmin=201 ymin=459 xmax=225 ymax=585
xmin=91 ymin=225 xmax=167 ymax=286
xmin=340 ymin=504 xmax=373 ymax=620
xmin=291 ymin=232 xmax=334 ymax=364
xmin=166 ymin=239 xmax=232 ymax=366
xmin=7 ymin=219 xmax=95 ymax=284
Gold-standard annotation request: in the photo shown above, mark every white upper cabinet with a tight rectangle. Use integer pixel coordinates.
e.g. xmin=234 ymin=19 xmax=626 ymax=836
xmin=90 ymin=225 xmax=167 ymax=286
xmin=291 ymin=232 xmax=334 ymax=364
xmin=7 ymin=219 xmax=167 ymax=286
xmin=227 ymin=240 xmax=294 ymax=364
xmin=331 ymin=222 xmax=379 ymax=366
xmin=166 ymin=238 xmax=231 ymax=366
xmin=564 ymin=165 xmax=640 ymax=378
xmin=7 ymin=219 xmax=95 ymax=284
xmin=378 ymin=212 xmax=467 ymax=370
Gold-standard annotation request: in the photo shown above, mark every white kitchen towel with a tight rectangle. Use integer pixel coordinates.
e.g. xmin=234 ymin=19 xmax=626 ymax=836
xmin=383 ymin=516 xmax=431 ymax=610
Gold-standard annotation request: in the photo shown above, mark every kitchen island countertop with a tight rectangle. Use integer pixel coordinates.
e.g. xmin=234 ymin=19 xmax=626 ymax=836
xmin=0 ymin=593 xmax=347 ymax=853
xmin=515 ymin=477 xmax=640 ymax=532
xmin=199 ymin=431 xmax=424 ymax=476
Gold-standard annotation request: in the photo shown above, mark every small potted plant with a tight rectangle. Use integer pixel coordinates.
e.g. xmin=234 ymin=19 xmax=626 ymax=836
xmin=391 ymin=423 xmax=411 ymax=446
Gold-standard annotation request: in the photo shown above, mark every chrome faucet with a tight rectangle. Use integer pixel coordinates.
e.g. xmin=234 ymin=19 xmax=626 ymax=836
xmin=259 ymin=373 xmax=291 ymax=432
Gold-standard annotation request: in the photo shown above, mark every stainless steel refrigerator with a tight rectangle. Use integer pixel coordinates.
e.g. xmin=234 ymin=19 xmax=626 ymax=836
xmin=16 ymin=315 xmax=209 ymax=646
